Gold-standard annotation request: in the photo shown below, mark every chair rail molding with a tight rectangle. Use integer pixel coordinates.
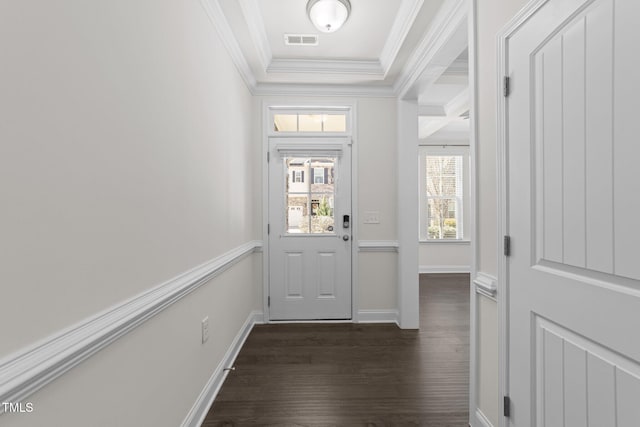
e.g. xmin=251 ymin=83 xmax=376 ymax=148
xmin=420 ymin=265 xmax=471 ymax=274
xmin=473 ymin=272 xmax=497 ymax=301
xmin=474 ymin=408 xmax=495 ymax=427
xmin=0 ymin=240 xmax=263 ymax=407
xmin=358 ymin=240 xmax=399 ymax=252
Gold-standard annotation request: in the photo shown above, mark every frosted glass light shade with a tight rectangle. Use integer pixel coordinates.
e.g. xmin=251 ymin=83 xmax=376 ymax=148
xmin=307 ymin=0 xmax=351 ymax=33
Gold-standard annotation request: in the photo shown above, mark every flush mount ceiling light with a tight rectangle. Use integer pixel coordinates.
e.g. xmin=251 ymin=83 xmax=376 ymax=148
xmin=307 ymin=0 xmax=351 ymax=33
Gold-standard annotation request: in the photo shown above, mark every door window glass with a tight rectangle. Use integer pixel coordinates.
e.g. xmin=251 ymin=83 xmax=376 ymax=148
xmin=285 ymin=157 xmax=336 ymax=234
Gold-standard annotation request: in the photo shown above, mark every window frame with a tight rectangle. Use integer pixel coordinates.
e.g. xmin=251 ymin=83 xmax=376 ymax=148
xmin=419 ymin=145 xmax=469 ymax=242
xmin=313 ymin=167 xmax=325 ymax=184
xmin=268 ymin=107 xmax=351 ymax=136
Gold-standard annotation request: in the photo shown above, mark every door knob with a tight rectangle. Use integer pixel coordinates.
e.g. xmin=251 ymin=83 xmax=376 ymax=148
xmin=343 ymin=235 xmax=350 ymax=241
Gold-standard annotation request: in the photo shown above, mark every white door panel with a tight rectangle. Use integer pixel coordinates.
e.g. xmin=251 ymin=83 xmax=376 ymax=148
xmin=506 ymin=0 xmax=640 ymax=425
xmin=268 ymin=138 xmax=351 ymax=320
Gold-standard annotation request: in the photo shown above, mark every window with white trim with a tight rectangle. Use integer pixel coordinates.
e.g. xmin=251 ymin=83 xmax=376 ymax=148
xmin=313 ymin=167 xmax=325 ymax=184
xmin=419 ymin=146 xmax=469 ymax=241
xmin=292 ymin=170 xmax=304 ymax=183
xmin=269 ymin=108 xmax=350 ymax=135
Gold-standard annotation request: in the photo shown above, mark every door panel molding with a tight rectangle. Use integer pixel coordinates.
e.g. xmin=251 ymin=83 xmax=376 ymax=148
xmin=498 ymin=0 xmax=640 ymax=425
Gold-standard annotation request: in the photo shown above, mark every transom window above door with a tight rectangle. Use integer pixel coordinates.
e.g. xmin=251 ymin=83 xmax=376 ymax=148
xmin=270 ymin=108 xmax=350 ymax=134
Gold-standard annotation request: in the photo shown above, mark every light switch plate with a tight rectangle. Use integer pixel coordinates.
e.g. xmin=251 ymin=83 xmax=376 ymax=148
xmin=364 ymin=211 xmax=380 ymax=224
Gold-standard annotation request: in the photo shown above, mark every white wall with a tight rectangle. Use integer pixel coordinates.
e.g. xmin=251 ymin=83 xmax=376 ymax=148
xmin=257 ymin=96 xmax=399 ymax=313
xmin=0 ymin=0 xmax=261 ymax=425
xmin=358 ymin=98 xmax=399 ymax=312
xmin=419 ymin=243 xmax=471 ymax=271
xmin=474 ymin=0 xmax=529 ymax=425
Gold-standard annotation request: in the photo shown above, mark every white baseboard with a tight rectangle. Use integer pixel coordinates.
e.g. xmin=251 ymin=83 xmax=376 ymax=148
xmin=181 ymin=310 xmax=263 ymax=427
xmin=419 ymin=265 xmax=471 ymax=274
xmin=356 ymin=309 xmax=399 ymax=324
xmin=0 ymin=240 xmax=263 ymax=407
xmin=474 ymin=408 xmax=495 ymax=427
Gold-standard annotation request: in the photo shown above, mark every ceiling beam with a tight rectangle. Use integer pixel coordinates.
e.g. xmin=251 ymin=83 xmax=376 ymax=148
xmin=395 ymin=0 xmax=468 ymax=99
xmin=380 ymin=0 xmax=425 ymax=76
xmin=418 ymin=104 xmax=446 ymax=116
xmin=418 ymin=88 xmax=469 ymax=139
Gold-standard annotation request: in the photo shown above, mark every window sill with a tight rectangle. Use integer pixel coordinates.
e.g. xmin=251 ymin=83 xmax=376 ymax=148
xmin=419 ymin=239 xmax=471 ymax=244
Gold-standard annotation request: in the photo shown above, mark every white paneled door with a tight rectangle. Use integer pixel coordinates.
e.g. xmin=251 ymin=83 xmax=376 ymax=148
xmin=505 ymin=0 xmax=640 ymax=425
xmin=268 ymin=138 xmax=352 ymax=320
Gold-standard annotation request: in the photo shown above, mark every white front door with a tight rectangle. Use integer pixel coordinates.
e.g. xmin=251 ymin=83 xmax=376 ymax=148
xmin=268 ymin=138 xmax=352 ymax=320
xmin=506 ymin=0 xmax=640 ymax=425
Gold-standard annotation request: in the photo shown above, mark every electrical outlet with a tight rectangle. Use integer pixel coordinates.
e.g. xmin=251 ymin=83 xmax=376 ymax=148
xmin=201 ymin=316 xmax=209 ymax=344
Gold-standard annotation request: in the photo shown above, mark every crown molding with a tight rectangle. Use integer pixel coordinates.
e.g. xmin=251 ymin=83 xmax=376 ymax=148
xmin=380 ymin=0 xmax=425 ymax=76
xmin=238 ymin=0 xmax=272 ymax=70
xmin=240 ymin=0 xmax=423 ymax=79
xmin=443 ymin=58 xmax=469 ymax=76
xmin=253 ymin=82 xmax=395 ymax=98
xmin=202 ymin=0 xmax=470 ymax=98
xmin=267 ymin=58 xmax=384 ymax=78
xmin=443 ymin=87 xmax=469 ymax=116
xmin=200 ymin=0 xmax=256 ymax=90
xmin=394 ymin=0 xmax=468 ymax=98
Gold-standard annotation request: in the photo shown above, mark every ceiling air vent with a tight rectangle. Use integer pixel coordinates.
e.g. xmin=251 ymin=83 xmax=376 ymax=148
xmin=284 ymin=34 xmax=319 ymax=46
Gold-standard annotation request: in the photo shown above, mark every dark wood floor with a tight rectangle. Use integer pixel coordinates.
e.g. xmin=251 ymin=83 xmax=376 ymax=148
xmin=202 ymin=274 xmax=470 ymax=426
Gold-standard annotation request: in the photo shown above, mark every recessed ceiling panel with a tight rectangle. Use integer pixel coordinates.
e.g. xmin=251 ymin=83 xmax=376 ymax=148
xmin=259 ymin=0 xmax=398 ymax=60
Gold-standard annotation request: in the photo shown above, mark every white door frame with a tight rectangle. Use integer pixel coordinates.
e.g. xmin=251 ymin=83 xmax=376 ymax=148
xmin=261 ymin=100 xmax=358 ymax=323
xmin=496 ymin=1 xmax=556 ymax=426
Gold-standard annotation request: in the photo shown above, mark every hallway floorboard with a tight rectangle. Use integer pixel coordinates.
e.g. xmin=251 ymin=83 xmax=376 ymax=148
xmin=201 ymin=274 xmax=470 ymax=426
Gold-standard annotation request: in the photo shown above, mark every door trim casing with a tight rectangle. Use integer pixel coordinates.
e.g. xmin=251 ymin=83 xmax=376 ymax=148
xmin=261 ymin=100 xmax=358 ymax=323
xmin=496 ymin=1 xmax=552 ymax=426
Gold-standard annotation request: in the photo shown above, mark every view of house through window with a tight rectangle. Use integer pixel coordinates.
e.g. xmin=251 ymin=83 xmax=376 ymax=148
xmin=419 ymin=147 xmax=468 ymax=240
xmin=285 ymin=157 xmax=336 ymax=234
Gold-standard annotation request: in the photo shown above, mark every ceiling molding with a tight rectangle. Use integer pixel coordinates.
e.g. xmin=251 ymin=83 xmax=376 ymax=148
xmin=418 ymin=104 xmax=446 ymax=116
xmin=421 ymin=128 xmax=470 ymax=141
xmin=253 ymin=82 xmax=396 ymax=98
xmin=443 ymin=58 xmax=469 ymax=76
xmin=443 ymin=88 xmax=469 ymax=116
xmin=267 ymin=59 xmax=384 ymax=78
xmin=201 ymin=0 xmax=471 ymax=98
xmin=418 ymin=87 xmax=469 ymax=138
xmin=238 ymin=0 xmax=273 ymax=70
xmin=379 ymin=0 xmax=425 ymax=76
xmin=419 ymin=115 xmax=469 ymax=140
xmin=233 ymin=0 xmax=426 ymax=82
xmin=201 ymin=0 xmax=257 ymax=91
xmin=395 ymin=0 xmax=468 ymax=98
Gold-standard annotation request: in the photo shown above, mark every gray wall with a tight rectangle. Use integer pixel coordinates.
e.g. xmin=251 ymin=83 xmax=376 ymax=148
xmin=0 ymin=0 xmax=261 ymax=425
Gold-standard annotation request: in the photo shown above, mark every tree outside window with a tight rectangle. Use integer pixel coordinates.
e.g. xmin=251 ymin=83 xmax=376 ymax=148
xmin=421 ymin=151 xmax=465 ymax=240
